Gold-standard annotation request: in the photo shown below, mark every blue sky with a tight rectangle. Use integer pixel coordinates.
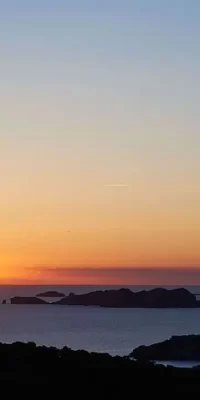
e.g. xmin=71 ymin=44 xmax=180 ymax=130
xmin=1 ymin=1 xmax=200 ymax=282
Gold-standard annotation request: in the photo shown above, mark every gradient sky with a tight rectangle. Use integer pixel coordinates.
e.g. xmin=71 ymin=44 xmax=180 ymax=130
xmin=1 ymin=0 xmax=200 ymax=284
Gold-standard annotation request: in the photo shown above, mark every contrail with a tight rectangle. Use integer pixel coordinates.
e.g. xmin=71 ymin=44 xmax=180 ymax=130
xmin=105 ymin=184 xmax=129 ymax=188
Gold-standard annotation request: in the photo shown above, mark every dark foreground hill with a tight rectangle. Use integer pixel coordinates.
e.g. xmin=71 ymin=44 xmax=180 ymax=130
xmin=55 ymin=287 xmax=197 ymax=308
xmin=0 ymin=342 xmax=200 ymax=392
xmin=130 ymin=335 xmax=200 ymax=361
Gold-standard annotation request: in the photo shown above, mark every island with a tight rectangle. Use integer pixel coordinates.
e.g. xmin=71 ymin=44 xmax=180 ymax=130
xmin=130 ymin=335 xmax=200 ymax=361
xmin=11 ymin=297 xmax=48 ymax=305
xmin=8 ymin=288 xmax=199 ymax=308
xmin=54 ymin=287 xmax=198 ymax=308
xmin=36 ymin=291 xmax=66 ymax=298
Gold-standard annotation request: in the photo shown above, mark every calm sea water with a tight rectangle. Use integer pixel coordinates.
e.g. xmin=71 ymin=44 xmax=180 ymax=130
xmin=0 ymin=285 xmax=200 ymax=363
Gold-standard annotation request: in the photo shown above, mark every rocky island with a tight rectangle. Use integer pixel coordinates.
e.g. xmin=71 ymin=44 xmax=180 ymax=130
xmin=130 ymin=335 xmax=200 ymax=361
xmin=55 ymin=287 xmax=198 ymax=308
xmin=11 ymin=297 xmax=48 ymax=305
xmin=9 ymin=288 xmax=199 ymax=308
xmin=36 ymin=291 xmax=66 ymax=298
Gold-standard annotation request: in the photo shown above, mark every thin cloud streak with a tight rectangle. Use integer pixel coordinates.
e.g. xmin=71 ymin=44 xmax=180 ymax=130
xmin=105 ymin=184 xmax=129 ymax=188
xmin=26 ymin=266 xmax=200 ymax=285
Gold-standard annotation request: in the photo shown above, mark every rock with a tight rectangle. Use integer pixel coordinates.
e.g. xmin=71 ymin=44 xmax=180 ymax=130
xmin=130 ymin=335 xmax=200 ymax=361
xmin=2 ymin=300 xmax=6 ymax=304
xmin=36 ymin=291 xmax=65 ymax=298
xmin=11 ymin=297 xmax=48 ymax=305
xmin=54 ymin=287 xmax=197 ymax=308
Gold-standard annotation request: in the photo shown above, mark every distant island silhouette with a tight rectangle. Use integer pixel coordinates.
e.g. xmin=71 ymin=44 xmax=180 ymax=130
xmin=9 ymin=287 xmax=199 ymax=308
xmin=36 ymin=291 xmax=65 ymax=298
xmin=11 ymin=297 xmax=48 ymax=305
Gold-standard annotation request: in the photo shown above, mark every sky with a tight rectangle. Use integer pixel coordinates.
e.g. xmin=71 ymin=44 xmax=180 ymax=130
xmin=1 ymin=0 xmax=200 ymax=284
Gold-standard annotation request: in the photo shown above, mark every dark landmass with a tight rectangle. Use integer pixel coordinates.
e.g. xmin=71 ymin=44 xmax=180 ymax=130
xmin=36 ymin=291 xmax=66 ymax=298
xmin=9 ymin=288 xmax=198 ymax=308
xmin=130 ymin=335 xmax=200 ymax=361
xmin=55 ymin=287 xmax=197 ymax=308
xmin=11 ymin=297 xmax=48 ymax=305
xmin=0 ymin=342 xmax=200 ymax=392
xmin=2 ymin=300 xmax=6 ymax=304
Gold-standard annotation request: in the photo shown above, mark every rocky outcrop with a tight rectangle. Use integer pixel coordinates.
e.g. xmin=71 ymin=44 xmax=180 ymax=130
xmin=130 ymin=335 xmax=200 ymax=361
xmin=55 ymin=288 xmax=197 ymax=308
xmin=36 ymin=291 xmax=65 ymax=298
xmin=2 ymin=300 xmax=6 ymax=304
xmin=11 ymin=297 xmax=48 ymax=305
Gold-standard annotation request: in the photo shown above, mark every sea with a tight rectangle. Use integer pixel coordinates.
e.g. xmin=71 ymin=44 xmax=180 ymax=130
xmin=0 ymin=285 xmax=200 ymax=367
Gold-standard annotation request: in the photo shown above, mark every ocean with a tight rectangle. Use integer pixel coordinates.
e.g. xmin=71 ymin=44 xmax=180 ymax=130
xmin=0 ymin=285 xmax=200 ymax=365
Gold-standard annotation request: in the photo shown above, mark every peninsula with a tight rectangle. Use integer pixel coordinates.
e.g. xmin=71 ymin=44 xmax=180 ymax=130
xmin=130 ymin=335 xmax=200 ymax=361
